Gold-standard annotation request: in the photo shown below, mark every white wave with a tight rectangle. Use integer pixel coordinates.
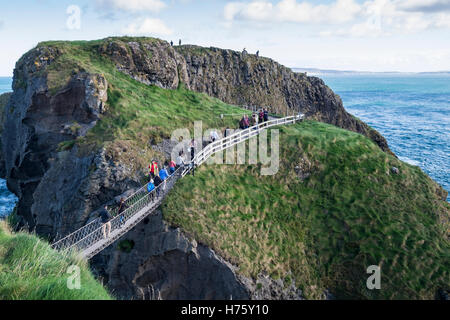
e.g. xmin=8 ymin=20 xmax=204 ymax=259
xmin=398 ymin=156 xmax=421 ymax=167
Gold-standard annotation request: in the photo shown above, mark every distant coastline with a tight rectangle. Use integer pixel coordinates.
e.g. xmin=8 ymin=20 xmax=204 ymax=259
xmin=292 ymin=68 xmax=450 ymax=77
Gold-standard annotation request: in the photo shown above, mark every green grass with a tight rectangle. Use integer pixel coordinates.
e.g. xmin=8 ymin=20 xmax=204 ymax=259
xmin=0 ymin=221 xmax=112 ymax=300
xmin=162 ymin=121 xmax=450 ymax=299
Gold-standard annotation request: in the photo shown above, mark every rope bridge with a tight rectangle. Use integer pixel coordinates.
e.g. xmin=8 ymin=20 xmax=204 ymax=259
xmin=51 ymin=113 xmax=304 ymax=259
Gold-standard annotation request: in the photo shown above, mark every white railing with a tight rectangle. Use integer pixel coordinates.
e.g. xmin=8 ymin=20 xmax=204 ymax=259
xmin=51 ymin=113 xmax=303 ymax=259
xmin=190 ymin=115 xmax=301 ymax=169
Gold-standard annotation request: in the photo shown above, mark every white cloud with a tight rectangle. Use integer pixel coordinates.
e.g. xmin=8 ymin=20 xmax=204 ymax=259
xmin=225 ymin=0 xmax=450 ymax=37
xmin=96 ymin=0 xmax=166 ymax=13
xmin=122 ymin=18 xmax=173 ymax=36
xmin=224 ymin=0 xmax=361 ymax=24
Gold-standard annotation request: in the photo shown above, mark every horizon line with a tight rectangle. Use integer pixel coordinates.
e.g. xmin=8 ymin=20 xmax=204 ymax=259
xmin=2 ymin=69 xmax=450 ymax=78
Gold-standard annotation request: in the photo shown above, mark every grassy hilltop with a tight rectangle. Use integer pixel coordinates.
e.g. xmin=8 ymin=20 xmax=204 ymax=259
xmin=4 ymin=38 xmax=450 ymax=299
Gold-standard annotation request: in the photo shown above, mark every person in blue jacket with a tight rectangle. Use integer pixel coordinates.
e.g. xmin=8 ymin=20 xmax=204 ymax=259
xmin=147 ymin=179 xmax=155 ymax=201
xmin=159 ymin=166 xmax=169 ymax=181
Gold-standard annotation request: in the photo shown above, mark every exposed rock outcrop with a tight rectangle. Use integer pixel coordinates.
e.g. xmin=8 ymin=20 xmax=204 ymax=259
xmin=91 ymin=209 xmax=250 ymax=300
xmin=0 ymin=92 xmax=12 ymax=178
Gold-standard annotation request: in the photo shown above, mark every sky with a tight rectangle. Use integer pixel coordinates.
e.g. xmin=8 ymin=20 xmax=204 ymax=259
xmin=1 ymin=0 xmax=450 ymax=76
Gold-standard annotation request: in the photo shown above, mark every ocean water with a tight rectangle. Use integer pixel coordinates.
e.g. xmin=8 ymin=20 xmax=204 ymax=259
xmin=0 ymin=77 xmax=17 ymax=218
xmin=321 ymin=74 xmax=450 ymax=202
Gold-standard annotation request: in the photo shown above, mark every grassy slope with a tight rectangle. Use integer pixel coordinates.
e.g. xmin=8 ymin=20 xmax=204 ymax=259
xmin=0 ymin=221 xmax=112 ymax=300
xmin=162 ymin=121 xmax=449 ymax=299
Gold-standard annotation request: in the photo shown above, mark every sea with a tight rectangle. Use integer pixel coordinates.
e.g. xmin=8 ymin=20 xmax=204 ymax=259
xmin=320 ymin=73 xmax=449 ymax=202
xmin=0 ymin=73 xmax=448 ymax=217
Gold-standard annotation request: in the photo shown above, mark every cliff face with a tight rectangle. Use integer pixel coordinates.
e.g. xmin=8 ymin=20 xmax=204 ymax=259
xmin=1 ymin=46 xmax=140 ymax=236
xmin=101 ymin=40 xmax=390 ymax=152
xmin=0 ymin=38 xmax=397 ymax=299
xmin=0 ymin=92 xmax=12 ymax=178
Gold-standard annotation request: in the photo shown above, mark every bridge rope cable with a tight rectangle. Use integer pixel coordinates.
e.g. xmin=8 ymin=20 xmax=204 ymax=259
xmin=51 ymin=113 xmax=303 ymax=259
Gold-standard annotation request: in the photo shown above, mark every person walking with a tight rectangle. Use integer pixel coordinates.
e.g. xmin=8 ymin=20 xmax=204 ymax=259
xmin=147 ymin=179 xmax=155 ymax=201
xmin=176 ymin=150 xmax=186 ymax=169
xmin=117 ymin=198 xmax=128 ymax=226
xmin=239 ymin=116 xmax=245 ymax=130
xmin=154 ymin=175 xmax=163 ymax=198
xmin=259 ymin=110 xmax=264 ymax=123
xmin=263 ymin=109 xmax=269 ymax=122
xmin=190 ymin=139 xmax=196 ymax=161
xmin=251 ymin=114 xmax=257 ymax=126
xmin=244 ymin=115 xmax=250 ymax=129
xmin=158 ymin=165 xmax=169 ymax=196
xmin=149 ymin=160 xmax=159 ymax=180
xmin=99 ymin=205 xmax=112 ymax=239
xmin=169 ymin=160 xmax=176 ymax=175
xmin=210 ymin=129 xmax=219 ymax=143
xmin=159 ymin=165 xmax=169 ymax=181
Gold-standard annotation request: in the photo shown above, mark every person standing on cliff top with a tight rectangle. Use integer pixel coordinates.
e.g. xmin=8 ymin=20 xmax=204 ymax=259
xmin=170 ymin=40 xmax=173 ymax=46
xmin=179 ymin=39 xmax=182 ymax=46
xmin=99 ymin=205 xmax=112 ymax=239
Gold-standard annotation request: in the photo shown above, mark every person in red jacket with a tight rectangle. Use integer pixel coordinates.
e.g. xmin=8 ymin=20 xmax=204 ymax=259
xmin=149 ymin=160 xmax=159 ymax=180
xmin=169 ymin=160 xmax=176 ymax=175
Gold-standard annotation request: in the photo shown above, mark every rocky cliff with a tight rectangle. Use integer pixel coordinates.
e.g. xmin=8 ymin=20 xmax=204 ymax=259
xmin=0 ymin=92 xmax=12 ymax=177
xmin=0 ymin=37 xmax=402 ymax=299
xmin=1 ymin=45 xmax=141 ymax=236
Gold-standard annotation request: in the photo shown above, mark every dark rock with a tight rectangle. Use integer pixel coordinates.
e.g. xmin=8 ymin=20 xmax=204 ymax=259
xmin=391 ymin=167 xmax=400 ymax=175
xmin=90 ymin=209 xmax=250 ymax=300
